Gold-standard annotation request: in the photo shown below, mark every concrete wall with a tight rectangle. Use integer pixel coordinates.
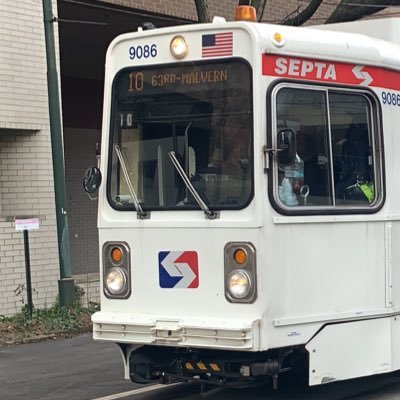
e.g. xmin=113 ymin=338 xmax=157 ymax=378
xmin=0 ymin=1 xmax=60 ymax=315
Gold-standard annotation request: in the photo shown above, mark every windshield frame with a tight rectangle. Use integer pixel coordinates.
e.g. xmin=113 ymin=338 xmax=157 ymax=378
xmin=106 ymin=58 xmax=254 ymax=213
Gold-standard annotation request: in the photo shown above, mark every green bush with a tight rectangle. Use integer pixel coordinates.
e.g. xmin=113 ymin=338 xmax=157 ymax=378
xmin=0 ymin=284 xmax=99 ymax=343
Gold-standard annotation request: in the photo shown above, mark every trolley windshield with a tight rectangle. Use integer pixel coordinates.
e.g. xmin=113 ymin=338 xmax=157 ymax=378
xmin=108 ymin=59 xmax=253 ymax=212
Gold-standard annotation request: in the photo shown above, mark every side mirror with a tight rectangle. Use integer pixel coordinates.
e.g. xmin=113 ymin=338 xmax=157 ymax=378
xmin=83 ymin=167 xmax=102 ymax=193
xmin=277 ymin=129 xmax=296 ymax=166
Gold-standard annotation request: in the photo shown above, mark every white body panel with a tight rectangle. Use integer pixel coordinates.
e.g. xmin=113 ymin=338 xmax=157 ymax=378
xmin=92 ymin=17 xmax=400 ymax=385
xmin=306 ymin=317 xmax=393 ymax=385
xmin=306 ymin=316 xmax=400 ymax=385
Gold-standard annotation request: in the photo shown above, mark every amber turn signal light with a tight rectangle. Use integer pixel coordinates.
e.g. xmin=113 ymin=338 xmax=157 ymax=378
xmin=234 ymin=248 xmax=247 ymax=265
xmin=111 ymin=247 xmax=123 ymax=263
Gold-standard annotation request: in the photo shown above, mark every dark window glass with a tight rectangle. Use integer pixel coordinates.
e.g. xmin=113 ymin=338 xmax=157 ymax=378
xmin=108 ymin=60 xmax=253 ymax=211
xmin=274 ymin=85 xmax=380 ymax=209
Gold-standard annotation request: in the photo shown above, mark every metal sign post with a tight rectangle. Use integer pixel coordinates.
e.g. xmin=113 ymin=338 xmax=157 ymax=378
xmin=15 ymin=218 xmax=40 ymax=317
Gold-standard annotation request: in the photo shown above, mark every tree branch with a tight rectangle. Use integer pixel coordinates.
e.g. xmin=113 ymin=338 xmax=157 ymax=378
xmin=326 ymin=0 xmax=396 ymax=24
xmin=194 ymin=0 xmax=210 ymax=23
xmin=251 ymin=0 xmax=268 ymax=21
xmin=283 ymin=0 xmax=324 ymax=26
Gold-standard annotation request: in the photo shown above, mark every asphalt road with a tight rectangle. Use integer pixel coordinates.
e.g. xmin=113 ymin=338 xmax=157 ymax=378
xmin=0 ymin=333 xmax=135 ymax=400
xmin=3 ymin=334 xmax=400 ymax=400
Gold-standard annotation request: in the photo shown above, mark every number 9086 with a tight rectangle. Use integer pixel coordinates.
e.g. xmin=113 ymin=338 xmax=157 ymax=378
xmin=382 ymin=91 xmax=400 ymax=106
xmin=129 ymin=44 xmax=157 ymax=60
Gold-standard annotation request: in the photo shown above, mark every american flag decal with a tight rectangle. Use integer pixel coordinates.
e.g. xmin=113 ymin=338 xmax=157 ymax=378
xmin=202 ymin=32 xmax=233 ymax=58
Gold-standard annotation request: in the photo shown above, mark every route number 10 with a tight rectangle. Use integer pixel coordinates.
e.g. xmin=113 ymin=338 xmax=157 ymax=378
xmin=120 ymin=113 xmax=134 ymax=128
xmin=128 ymin=72 xmax=144 ymax=93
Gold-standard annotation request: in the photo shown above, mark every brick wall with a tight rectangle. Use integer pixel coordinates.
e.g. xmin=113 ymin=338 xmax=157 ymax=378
xmin=0 ymin=1 xmax=61 ymax=315
xmin=74 ymin=273 xmax=100 ymax=307
xmin=99 ymin=0 xmax=400 ymax=25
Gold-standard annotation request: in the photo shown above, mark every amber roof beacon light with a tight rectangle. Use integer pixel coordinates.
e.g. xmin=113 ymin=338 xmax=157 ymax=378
xmin=235 ymin=5 xmax=257 ymax=22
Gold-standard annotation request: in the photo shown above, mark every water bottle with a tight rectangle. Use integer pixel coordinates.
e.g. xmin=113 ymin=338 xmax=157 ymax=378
xmin=279 ymin=177 xmax=298 ymax=206
xmin=284 ymin=154 xmax=304 ymax=194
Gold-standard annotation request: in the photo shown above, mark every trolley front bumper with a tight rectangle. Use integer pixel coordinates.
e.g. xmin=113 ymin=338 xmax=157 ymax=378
xmin=92 ymin=312 xmax=261 ymax=351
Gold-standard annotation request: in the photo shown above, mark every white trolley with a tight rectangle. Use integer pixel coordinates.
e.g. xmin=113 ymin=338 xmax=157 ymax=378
xmin=83 ymin=6 xmax=400 ymax=390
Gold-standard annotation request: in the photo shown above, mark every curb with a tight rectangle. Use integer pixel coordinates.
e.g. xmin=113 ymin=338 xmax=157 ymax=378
xmin=0 ymin=326 xmax=93 ymax=347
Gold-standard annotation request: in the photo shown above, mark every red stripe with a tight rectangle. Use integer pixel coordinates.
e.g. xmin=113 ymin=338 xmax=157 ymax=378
xmin=202 ymin=52 xmax=233 ymax=58
xmin=262 ymin=54 xmax=400 ymax=91
xmin=215 ymin=39 xmax=233 ymax=44
xmin=203 ymin=48 xmax=232 ymax=53
xmin=203 ymin=45 xmax=232 ymax=51
xmin=215 ymin=33 xmax=232 ymax=37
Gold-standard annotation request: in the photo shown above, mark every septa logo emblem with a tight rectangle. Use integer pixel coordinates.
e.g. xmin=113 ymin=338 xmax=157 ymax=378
xmin=159 ymin=251 xmax=199 ymax=289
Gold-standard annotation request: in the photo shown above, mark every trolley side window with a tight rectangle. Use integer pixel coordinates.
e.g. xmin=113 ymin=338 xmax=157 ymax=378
xmin=271 ymin=84 xmax=383 ymax=212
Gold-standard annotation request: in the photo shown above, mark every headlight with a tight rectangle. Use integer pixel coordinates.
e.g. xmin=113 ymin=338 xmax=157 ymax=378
xmin=170 ymin=35 xmax=188 ymax=59
xmin=103 ymin=242 xmax=131 ymax=299
xmin=224 ymin=242 xmax=257 ymax=303
xmin=105 ymin=267 xmax=127 ymax=295
xmin=227 ymin=270 xmax=251 ymax=299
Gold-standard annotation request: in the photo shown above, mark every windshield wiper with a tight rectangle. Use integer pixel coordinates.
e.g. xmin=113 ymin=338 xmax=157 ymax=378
xmin=168 ymin=150 xmax=218 ymax=220
xmin=114 ymin=145 xmax=147 ymax=219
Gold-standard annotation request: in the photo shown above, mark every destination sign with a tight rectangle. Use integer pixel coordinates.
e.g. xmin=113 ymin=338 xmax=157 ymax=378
xmin=127 ymin=68 xmax=229 ymax=94
xmin=115 ymin=60 xmax=251 ymax=127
